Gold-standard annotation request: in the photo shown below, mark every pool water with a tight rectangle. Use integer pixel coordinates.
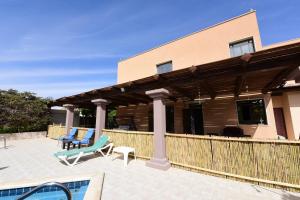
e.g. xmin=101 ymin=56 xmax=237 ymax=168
xmin=0 ymin=180 xmax=89 ymax=200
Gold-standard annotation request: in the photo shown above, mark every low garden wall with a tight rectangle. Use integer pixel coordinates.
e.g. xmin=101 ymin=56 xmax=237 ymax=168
xmin=48 ymin=125 xmax=300 ymax=191
xmin=0 ymin=131 xmax=47 ymax=140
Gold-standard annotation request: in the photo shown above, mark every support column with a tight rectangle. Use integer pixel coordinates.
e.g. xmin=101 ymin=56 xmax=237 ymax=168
xmin=63 ymin=104 xmax=75 ymax=135
xmin=283 ymin=92 xmax=300 ymax=140
xmin=92 ymin=99 xmax=110 ymax=142
xmin=146 ymin=88 xmax=171 ymax=170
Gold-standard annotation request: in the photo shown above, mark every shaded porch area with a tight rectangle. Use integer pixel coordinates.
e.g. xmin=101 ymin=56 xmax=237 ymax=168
xmin=53 ymin=42 xmax=300 ymax=140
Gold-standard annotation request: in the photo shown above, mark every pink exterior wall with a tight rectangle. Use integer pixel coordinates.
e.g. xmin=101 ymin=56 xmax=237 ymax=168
xmin=118 ymin=11 xmax=262 ymax=83
xmin=272 ymin=93 xmax=300 ymax=140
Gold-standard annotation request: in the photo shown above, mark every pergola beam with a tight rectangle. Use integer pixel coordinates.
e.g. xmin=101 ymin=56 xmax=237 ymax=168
xmin=234 ymin=76 xmax=246 ymax=97
xmin=153 ymin=74 xmax=193 ymax=99
xmin=234 ymin=55 xmax=251 ymax=97
xmin=262 ymin=66 xmax=299 ymax=93
xmin=199 ymin=80 xmax=216 ymax=99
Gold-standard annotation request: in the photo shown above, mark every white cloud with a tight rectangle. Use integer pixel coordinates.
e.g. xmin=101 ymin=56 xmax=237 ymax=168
xmin=0 ymin=68 xmax=116 ymax=78
xmin=1 ymin=80 xmax=113 ymax=99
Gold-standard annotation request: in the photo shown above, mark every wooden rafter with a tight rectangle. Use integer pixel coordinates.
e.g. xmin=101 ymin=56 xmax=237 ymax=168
xmin=234 ymin=54 xmax=252 ymax=97
xmin=262 ymin=66 xmax=299 ymax=93
xmin=154 ymin=74 xmax=193 ymax=99
xmin=199 ymin=80 xmax=216 ymax=99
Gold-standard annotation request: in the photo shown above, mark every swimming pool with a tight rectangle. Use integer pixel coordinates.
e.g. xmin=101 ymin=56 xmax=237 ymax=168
xmin=0 ymin=180 xmax=89 ymax=200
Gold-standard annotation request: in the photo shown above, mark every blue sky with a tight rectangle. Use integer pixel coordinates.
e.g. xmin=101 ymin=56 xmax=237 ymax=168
xmin=0 ymin=0 xmax=299 ymax=99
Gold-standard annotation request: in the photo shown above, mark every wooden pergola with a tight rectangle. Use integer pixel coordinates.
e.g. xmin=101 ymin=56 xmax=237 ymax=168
xmin=53 ymin=42 xmax=300 ymax=108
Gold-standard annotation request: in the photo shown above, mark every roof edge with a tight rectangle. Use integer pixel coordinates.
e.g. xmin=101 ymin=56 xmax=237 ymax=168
xmin=119 ymin=9 xmax=256 ymax=63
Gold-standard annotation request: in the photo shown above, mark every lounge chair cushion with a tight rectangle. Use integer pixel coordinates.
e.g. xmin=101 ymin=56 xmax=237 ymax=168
xmin=72 ymin=128 xmax=94 ymax=145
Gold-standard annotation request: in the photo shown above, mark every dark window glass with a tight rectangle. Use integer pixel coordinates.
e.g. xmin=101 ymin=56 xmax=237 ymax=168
xmin=237 ymin=99 xmax=267 ymax=125
xmin=157 ymin=61 xmax=172 ymax=74
xmin=230 ymin=39 xmax=255 ymax=57
xmin=148 ymin=105 xmax=174 ymax=133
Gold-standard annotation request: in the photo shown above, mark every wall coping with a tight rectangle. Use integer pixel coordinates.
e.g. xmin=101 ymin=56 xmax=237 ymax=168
xmin=0 ymin=131 xmax=47 ymax=141
xmin=102 ymin=129 xmax=154 ymax=135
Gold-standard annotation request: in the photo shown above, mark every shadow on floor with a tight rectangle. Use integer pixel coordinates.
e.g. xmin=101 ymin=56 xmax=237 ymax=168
xmin=0 ymin=145 xmax=14 ymax=149
xmin=251 ymin=185 xmax=300 ymax=200
xmin=111 ymin=154 xmax=135 ymax=165
xmin=0 ymin=166 xmax=9 ymax=170
xmin=280 ymin=191 xmax=300 ymax=200
xmin=58 ymin=153 xmax=107 ymax=166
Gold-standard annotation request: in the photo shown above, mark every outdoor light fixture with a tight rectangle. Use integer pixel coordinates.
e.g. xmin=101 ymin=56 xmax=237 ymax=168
xmin=193 ymin=87 xmax=206 ymax=104
xmin=120 ymin=88 xmax=125 ymax=92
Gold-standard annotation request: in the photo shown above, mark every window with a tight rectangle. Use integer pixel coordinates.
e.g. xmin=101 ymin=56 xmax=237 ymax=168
xmin=157 ymin=61 xmax=172 ymax=74
xmin=230 ymin=38 xmax=255 ymax=57
xmin=236 ymin=99 xmax=267 ymax=125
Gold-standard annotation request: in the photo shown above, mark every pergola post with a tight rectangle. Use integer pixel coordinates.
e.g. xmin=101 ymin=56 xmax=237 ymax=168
xmin=146 ymin=88 xmax=171 ymax=170
xmin=92 ymin=99 xmax=110 ymax=142
xmin=63 ymin=104 xmax=75 ymax=135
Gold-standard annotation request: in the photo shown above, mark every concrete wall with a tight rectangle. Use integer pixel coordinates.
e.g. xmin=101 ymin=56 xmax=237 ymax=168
xmin=51 ymin=109 xmax=80 ymax=127
xmin=0 ymin=131 xmax=47 ymax=141
xmin=118 ymin=11 xmax=262 ymax=83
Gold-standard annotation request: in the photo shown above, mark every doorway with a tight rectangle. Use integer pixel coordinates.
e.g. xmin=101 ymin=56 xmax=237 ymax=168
xmin=183 ymin=104 xmax=204 ymax=135
xmin=273 ymin=108 xmax=287 ymax=138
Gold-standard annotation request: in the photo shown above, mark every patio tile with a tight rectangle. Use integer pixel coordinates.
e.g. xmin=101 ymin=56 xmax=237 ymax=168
xmin=0 ymin=138 xmax=299 ymax=200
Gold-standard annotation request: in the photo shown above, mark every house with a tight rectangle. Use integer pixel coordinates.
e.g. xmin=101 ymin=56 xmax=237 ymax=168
xmin=53 ymin=10 xmax=300 ymax=142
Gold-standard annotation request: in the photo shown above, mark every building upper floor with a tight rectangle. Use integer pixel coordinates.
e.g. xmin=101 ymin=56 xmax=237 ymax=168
xmin=117 ymin=10 xmax=263 ymax=83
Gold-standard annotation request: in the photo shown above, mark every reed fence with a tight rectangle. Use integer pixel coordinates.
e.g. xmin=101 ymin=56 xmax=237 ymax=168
xmin=47 ymin=125 xmax=90 ymax=140
xmin=102 ymin=129 xmax=153 ymax=159
xmin=47 ymin=125 xmax=300 ymax=191
xmin=165 ymin=134 xmax=300 ymax=191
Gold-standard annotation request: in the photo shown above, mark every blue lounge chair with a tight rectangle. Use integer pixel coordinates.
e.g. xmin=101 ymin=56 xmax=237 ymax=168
xmin=57 ymin=127 xmax=78 ymax=146
xmin=72 ymin=128 xmax=94 ymax=148
xmin=54 ymin=135 xmax=113 ymax=166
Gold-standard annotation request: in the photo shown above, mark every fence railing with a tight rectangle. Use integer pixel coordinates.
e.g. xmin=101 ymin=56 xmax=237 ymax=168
xmin=47 ymin=126 xmax=300 ymax=191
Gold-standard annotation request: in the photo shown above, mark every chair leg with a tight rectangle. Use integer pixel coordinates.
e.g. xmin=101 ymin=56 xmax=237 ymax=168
xmin=71 ymin=152 xmax=83 ymax=166
xmin=58 ymin=152 xmax=84 ymax=167
xmin=106 ymin=143 xmax=114 ymax=156
xmin=97 ymin=143 xmax=114 ymax=157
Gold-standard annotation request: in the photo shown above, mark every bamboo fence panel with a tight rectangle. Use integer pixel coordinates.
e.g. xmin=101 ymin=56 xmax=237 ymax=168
xmin=165 ymin=133 xmax=300 ymax=189
xmin=47 ymin=125 xmax=89 ymax=140
xmin=102 ymin=129 xmax=154 ymax=158
xmin=47 ymin=126 xmax=300 ymax=190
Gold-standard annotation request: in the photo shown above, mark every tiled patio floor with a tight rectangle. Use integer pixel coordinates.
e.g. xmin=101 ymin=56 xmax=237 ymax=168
xmin=0 ymin=138 xmax=299 ymax=200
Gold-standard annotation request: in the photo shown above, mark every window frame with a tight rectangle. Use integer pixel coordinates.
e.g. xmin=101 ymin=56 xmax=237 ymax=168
xmin=229 ymin=37 xmax=256 ymax=57
xmin=156 ymin=61 xmax=173 ymax=74
xmin=235 ymin=98 xmax=268 ymax=125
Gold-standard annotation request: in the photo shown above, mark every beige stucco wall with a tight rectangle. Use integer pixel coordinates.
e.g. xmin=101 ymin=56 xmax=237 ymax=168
xmin=118 ymin=11 xmax=262 ymax=83
xmin=272 ymin=93 xmax=300 ymax=140
xmin=282 ymin=92 xmax=300 ymax=140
